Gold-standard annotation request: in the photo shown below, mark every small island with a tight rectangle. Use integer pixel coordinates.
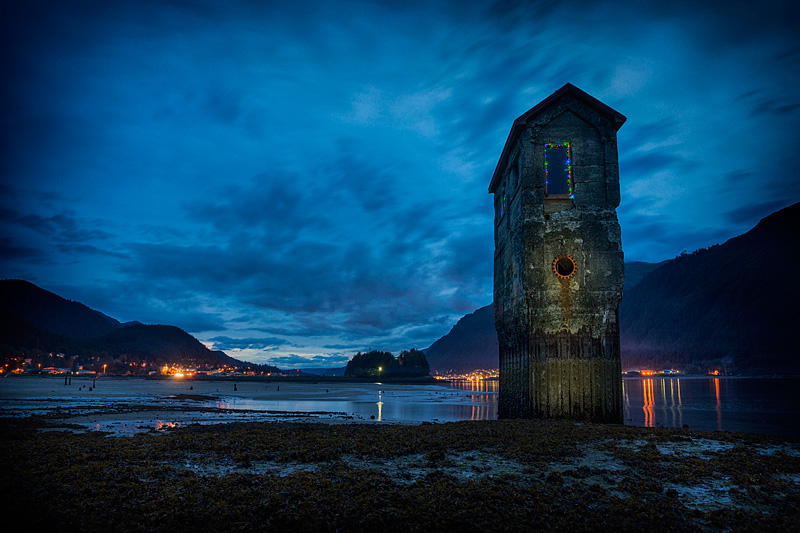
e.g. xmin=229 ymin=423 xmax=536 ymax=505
xmin=344 ymin=349 xmax=430 ymax=379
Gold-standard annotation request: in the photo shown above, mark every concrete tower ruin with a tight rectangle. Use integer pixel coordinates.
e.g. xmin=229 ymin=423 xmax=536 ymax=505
xmin=489 ymin=83 xmax=626 ymax=423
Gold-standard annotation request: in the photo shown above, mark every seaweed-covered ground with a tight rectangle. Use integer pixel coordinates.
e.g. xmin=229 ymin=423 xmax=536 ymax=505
xmin=1 ymin=417 xmax=798 ymax=532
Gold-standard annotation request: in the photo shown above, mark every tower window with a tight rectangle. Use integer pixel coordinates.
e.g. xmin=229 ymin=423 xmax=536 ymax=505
xmin=544 ymin=142 xmax=573 ymax=198
xmin=498 ymin=184 xmax=507 ymax=217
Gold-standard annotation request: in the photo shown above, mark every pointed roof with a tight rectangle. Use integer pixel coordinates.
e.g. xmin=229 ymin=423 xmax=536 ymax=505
xmin=488 ymin=83 xmax=626 ymax=193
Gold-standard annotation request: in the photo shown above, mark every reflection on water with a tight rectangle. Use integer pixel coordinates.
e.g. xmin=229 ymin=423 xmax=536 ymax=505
xmin=623 ymin=377 xmax=800 ymax=437
xmin=449 ymin=380 xmax=499 ymax=394
xmin=633 ymin=378 xmax=685 ymax=430
xmin=641 ymin=378 xmax=655 ymax=427
xmin=450 ymin=380 xmax=498 ymax=422
xmin=209 ymin=380 xmax=499 ymax=423
xmin=713 ymin=378 xmax=721 ymax=430
xmin=4 ymin=376 xmax=796 ymax=436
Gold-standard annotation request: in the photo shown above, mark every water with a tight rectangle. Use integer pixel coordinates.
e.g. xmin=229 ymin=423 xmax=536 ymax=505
xmin=0 ymin=377 xmax=498 ymax=434
xmin=622 ymin=376 xmax=800 ymax=437
xmin=1 ymin=376 xmax=798 ymax=437
xmin=212 ymin=382 xmax=497 ymax=423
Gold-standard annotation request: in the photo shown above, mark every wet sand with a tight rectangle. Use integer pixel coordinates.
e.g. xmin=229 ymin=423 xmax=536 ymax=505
xmin=2 ymin=376 xmax=799 ymax=530
xmin=2 ymin=413 xmax=798 ymax=531
xmin=0 ymin=376 xmax=497 ymax=435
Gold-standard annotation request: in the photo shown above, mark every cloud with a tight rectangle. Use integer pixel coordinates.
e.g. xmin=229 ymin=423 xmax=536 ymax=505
xmin=203 ymin=85 xmax=244 ymax=124
xmin=620 ymin=152 xmax=686 ymax=177
xmin=621 ymin=118 xmax=680 ymax=147
xmin=738 ymin=90 xmax=800 ymax=117
xmin=266 ymin=353 xmax=351 ymax=369
xmin=114 ymin=226 xmax=467 ymax=345
xmin=186 ymin=175 xmax=319 ymax=237
xmin=0 ymin=238 xmax=46 ymax=262
xmin=255 ymin=324 xmax=335 ymax=339
xmin=144 ymin=311 xmax=226 ymax=333
xmin=167 ymin=145 xmax=492 ymax=331
xmin=208 ymin=336 xmax=290 ymax=350
xmin=54 ymin=243 xmax=125 ymax=258
xmin=621 ymin=213 xmax=739 ymax=261
xmin=3 ymin=0 xmax=800 ymax=367
xmin=725 ymin=200 xmax=796 ymax=226
xmin=50 ymin=278 xmax=228 ymax=334
xmin=0 ymin=207 xmax=113 ymax=245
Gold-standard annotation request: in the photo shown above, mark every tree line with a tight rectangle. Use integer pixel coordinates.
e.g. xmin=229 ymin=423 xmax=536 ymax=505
xmin=344 ymin=349 xmax=430 ymax=378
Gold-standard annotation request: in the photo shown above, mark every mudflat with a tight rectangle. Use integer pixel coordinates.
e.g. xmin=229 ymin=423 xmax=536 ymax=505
xmin=0 ymin=376 xmax=497 ymax=434
xmin=1 ymin=412 xmax=799 ymax=531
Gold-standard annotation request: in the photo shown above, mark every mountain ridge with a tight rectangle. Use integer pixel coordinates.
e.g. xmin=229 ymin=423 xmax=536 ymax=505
xmin=620 ymin=202 xmax=800 ymax=373
xmin=0 ymin=279 xmax=121 ymax=338
xmin=425 ymin=305 xmax=497 ymax=374
xmin=424 ymin=259 xmax=664 ymax=374
xmin=0 ymin=279 xmax=256 ymax=371
xmin=425 ymin=202 xmax=800 ymax=375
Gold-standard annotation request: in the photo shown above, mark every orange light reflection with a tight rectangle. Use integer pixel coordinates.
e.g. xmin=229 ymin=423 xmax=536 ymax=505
xmin=642 ymin=379 xmax=655 ymax=427
xmin=714 ymin=377 xmax=721 ymax=430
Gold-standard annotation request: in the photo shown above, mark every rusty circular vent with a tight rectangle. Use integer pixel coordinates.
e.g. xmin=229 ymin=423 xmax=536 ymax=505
xmin=552 ymin=254 xmax=577 ymax=279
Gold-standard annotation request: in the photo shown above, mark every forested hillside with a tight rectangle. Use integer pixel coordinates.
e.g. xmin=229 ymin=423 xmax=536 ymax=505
xmin=620 ymin=202 xmax=800 ymax=374
xmin=425 ymin=203 xmax=800 ymax=375
xmin=0 ymin=279 xmax=256 ymax=372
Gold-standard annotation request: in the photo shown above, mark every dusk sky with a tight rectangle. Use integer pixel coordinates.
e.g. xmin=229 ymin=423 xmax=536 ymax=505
xmin=2 ymin=0 xmax=799 ymax=369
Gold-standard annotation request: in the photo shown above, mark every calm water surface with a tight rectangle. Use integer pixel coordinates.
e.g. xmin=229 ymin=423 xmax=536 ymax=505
xmin=215 ymin=380 xmax=498 ymax=423
xmin=1 ymin=376 xmax=798 ymax=437
xmin=446 ymin=377 xmax=800 ymax=437
xmin=622 ymin=377 xmax=800 ymax=437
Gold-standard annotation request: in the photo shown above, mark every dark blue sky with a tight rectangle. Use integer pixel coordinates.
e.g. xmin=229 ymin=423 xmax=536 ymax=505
xmin=2 ymin=0 xmax=799 ymax=368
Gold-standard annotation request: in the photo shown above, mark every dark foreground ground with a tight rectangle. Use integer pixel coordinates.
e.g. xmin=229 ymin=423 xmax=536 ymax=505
xmin=1 ymin=417 xmax=798 ymax=532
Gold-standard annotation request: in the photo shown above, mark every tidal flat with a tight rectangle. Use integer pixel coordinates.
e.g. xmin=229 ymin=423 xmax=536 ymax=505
xmin=1 ymin=416 xmax=798 ymax=532
xmin=0 ymin=377 xmax=498 ymax=431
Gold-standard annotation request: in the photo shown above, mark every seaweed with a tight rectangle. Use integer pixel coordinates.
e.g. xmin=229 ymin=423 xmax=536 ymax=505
xmin=1 ymin=417 xmax=798 ymax=531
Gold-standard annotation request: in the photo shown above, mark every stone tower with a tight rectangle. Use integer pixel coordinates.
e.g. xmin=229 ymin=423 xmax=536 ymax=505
xmin=489 ymin=83 xmax=626 ymax=423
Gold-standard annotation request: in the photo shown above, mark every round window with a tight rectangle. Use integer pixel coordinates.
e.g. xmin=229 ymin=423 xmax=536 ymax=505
xmin=552 ymin=254 xmax=577 ymax=279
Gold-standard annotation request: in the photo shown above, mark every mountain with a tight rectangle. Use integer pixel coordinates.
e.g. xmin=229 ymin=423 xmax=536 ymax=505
xmin=424 ymin=259 xmax=660 ymax=374
xmin=0 ymin=279 xmax=121 ymax=338
xmin=0 ymin=310 xmax=74 ymax=356
xmin=620 ymin=202 xmax=800 ymax=374
xmin=425 ymin=202 xmax=800 ymax=375
xmin=624 ymin=261 xmax=667 ymax=292
xmin=98 ymin=323 xmax=223 ymax=363
xmin=0 ymin=279 xmax=252 ymax=370
xmin=425 ymin=305 xmax=498 ymax=374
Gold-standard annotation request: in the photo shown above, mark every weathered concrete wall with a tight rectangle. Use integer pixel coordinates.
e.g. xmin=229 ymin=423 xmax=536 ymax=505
xmin=494 ymin=92 xmax=624 ymax=423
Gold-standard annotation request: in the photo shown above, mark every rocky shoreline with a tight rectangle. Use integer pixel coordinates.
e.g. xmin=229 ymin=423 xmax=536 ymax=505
xmin=1 ymin=416 xmax=798 ymax=531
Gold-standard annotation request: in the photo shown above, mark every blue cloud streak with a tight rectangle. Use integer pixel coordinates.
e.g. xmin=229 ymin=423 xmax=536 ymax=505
xmin=2 ymin=0 xmax=799 ymax=366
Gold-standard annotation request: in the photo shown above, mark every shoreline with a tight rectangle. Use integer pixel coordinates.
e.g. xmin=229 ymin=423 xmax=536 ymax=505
xmin=1 ymin=416 xmax=798 ymax=531
xmin=0 ymin=376 xmax=498 ymax=434
xmin=7 ymin=372 xmax=799 ymax=382
xmin=1 ymin=373 xmax=441 ymax=384
xmin=4 ymin=375 xmax=800 ymax=437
